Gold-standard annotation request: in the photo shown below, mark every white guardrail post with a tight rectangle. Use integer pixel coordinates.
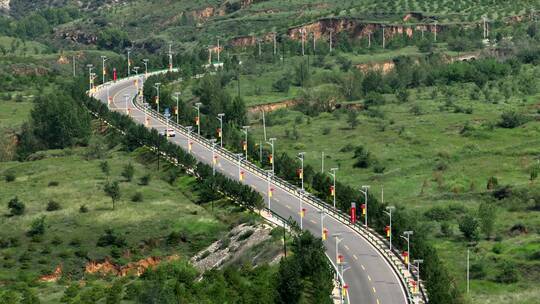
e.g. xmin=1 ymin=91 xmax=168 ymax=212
xmin=89 ymin=70 xmax=427 ymax=304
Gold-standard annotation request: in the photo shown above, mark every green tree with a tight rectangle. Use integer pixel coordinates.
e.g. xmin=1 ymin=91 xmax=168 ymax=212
xmin=8 ymin=196 xmax=25 ymax=216
xmin=121 ymin=163 xmax=135 ymax=182
xmin=104 ymin=181 xmax=121 ymax=210
xmin=347 ymin=110 xmax=359 ymax=129
xmin=459 ymin=214 xmax=479 ymax=241
xmin=478 ymin=202 xmax=496 ymax=239
xmin=276 ymin=257 xmax=302 ymax=304
xmin=105 ymin=280 xmax=123 ymax=304
xmin=100 ymin=161 xmax=110 ymax=177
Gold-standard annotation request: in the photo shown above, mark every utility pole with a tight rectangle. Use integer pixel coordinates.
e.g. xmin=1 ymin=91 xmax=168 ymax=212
xmin=217 ymin=38 xmax=221 ymax=63
xmin=217 ymin=113 xmax=225 ymax=147
xmin=258 ymin=38 xmax=262 ymax=57
xmin=467 ymin=248 xmax=470 ymax=293
xmin=401 ymin=231 xmax=414 ymax=272
xmin=321 ymin=151 xmax=325 ymax=173
xmin=262 ymin=110 xmax=267 ymax=141
xmin=153 ymin=83 xmax=161 ymax=114
xmin=193 ymin=102 xmax=202 ymax=135
xmin=434 ymin=21 xmax=438 ymax=42
xmin=329 ymin=29 xmax=333 ymax=53
xmin=382 ymin=25 xmax=386 ymax=49
xmin=330 ymin=168 xmax=338 ymax=208
xmin=297 ymin=152 xmax=305 ymax=190
xmin=242 ymin=126 xmax=250 ymax=160
xmin=300 ymin=29 xmax=306 ymax=56
xmin=312 ymin=32 xmax=316 ymax=54
xmin=360 ymin=185 xmax=370 ymax=227
xmin=72 ymin=55 xmax=76 ymax=77
xmin=173 ymin=92 xmax=181 ymax=124
xmin=273 ymin=32 xmax=277 ymax=56
xmin=267 ymin=137 xmax=276 ymax=173
xmin=384 ymin=206 xmax=395 ymax=251
xmin=208 ymin=46 xmax=212 ymax=65
xmin=168 ymin=43 xmax=173 ymax=72
xmin=368 ymin=32 xmax=372 ymax=48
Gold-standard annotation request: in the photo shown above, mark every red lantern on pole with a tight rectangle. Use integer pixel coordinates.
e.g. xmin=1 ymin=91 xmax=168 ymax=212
xmin=113 ymin=68 xmax=117 ymax=81
xmin=350 ymin=202 xmax=356 ymax=224
xmin=268 ymin=153 xmax=273 ymax=164
xmin=242 ymin=140 xmax=247 ymax=151
xmin=402 ymin=251 xmax=409 ymax=265
xmin=411 ymin=279 xmax=417 ymax=293
xmin=338 ymin=254 xmax=344 ymax=264
xmin=322 ymin=228 xmax=328 ymax=240
xmin=297 ymin=168 xmax=303 ymax=179
xmin=343 ymin=284 xmax=349 ymax=296
xmin=330 ymin=185 xmax=335 ymax=196
xmin=385 ymin=225 xmax=391 ymax=238
xmin=361 ymin=203 xmax=366 ymax=215
xmin=217 ymin=127 xmax=222 ymax=138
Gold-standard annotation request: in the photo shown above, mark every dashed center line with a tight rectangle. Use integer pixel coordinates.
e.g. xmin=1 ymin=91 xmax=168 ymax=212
xmin=344 ymin=245 xmax=350 ymax=250
xmin=353 ymin=254 xmax=358 ymax=260
xmin=367 ymin=275 xmax=371 ymax=281
xmin=372 ymin=287 xmax=377 ymax=293
xmin=310 ymin=219 xmax=317 ymax=224
xmin=361 ymin=264 xmax=365 ymax=270
xmin=377 ymin=299 xmax=381 ymax=304
xmin=286 ymin=205 xmax=291 ymax=209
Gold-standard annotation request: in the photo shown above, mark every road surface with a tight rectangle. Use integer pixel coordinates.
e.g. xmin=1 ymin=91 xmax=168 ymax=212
xmin=94 ymin=75 xmax=408 ymax=304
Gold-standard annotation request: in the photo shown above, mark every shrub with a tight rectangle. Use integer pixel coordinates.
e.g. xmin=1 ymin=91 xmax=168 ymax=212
xmin=495 ymin=261 xmax=519 ymax=283
xmin=459 ymin=214 xmax=479 ymax=241
xmin=425 ymin=206 xmax=452 ymax=222
xmin=372 ymin=162 xmax=386 ymax=173
xmin=48 ymin=181 xmax=59 ymax=187
xmin=498 ymin=111 xmax=526 ymax=128
xmin=97 ymin=229 xmax=126 ymax=247
xmin=139 ymin=174 xmax=151 ymax=186
xmin=131 ymin=192 xmax=143 ymax=202
xmin=272 ymin=74 xmax=291 ymax=92
xmin=470 ymin=261 xmax=486 ymax=279
xmin=167 ymin=231 xmax=187 ymax=245
xmin=27 ymin=216 xmax=46 ymax=237
xmin=322 ymin=127 xmax=331 ymax=135
xmin=4 ymin=171 xmax=15 ymax=182
xmin=440 ymin=222 xmax=453 ymax=237
xmin=79 ymin=205 xmax=89 ymax=213
xmin=492 ymin=243 xmax=503 ymax=254
xmin=487 ymin=176 xmax=498 ymax=190
xmin=352 ymin=145 xmax=372 ymax=168
xmin=238 ymin=230 xmax=254 ymax=241
xmin=46 ymin=200 xmax=61 ymax=211
xmin=8 ymin=197 xmax=25 ymax=216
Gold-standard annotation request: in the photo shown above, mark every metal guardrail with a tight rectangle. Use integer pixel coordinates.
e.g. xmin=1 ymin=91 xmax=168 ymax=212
xmin=91 ymin=70 xmax=427 ymax=304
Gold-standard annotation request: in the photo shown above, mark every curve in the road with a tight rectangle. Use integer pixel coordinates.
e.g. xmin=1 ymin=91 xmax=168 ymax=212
xmin=92 ymin=74 xmax=410 ymax=304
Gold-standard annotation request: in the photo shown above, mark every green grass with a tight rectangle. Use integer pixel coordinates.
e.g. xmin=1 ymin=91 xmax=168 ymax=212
xmin=0 ymin=139 xmax=258 ymax=299
xmin=0 ymin=99 xmax=33 ymax=130
xmin=0 ymin=36 xmax=49 ymax=56
xmin=246 ymin=66 xmax=540 ymax=303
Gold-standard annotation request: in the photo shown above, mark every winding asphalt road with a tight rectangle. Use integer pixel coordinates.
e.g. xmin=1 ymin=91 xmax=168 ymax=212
xmin=94 ymin=75 xmax=408 ymax=304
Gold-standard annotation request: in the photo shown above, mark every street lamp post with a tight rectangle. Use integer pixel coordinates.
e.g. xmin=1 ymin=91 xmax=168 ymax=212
xmin=86 ymin=64 xmax=94 ymax=92
xmin=154 ymin=83 xmax=161 ymax=114
xmin=210 ymin=139 xmax=217 ymax=175
xmin=242 ymin=126 xmax=250 ymax=160
xmin=333 ymin=234 xmax=343 ymax=265
xmin=143 ymin=102 xmax=149 ymax=127
xmin=142 ymin=59 xmax=149 ymax=78
xmin=318 ymin=209 xmax=327 ymax=241
xmin=127 ymin=49 xmax=131 ymax=77
xmin=101 ymin=56 xmax=108 ymax=84
xmin=299 ymin=190 xmax=304 ymax=230
xmin=413 ymin=259 xmax=424 ymax=295
xmin=217 ymin=113 xmax=225 ymax=147
xmin=123 ymin=94 xmax=130 ymax=115
xmin=297 ymin=152 xmax=305 ymax=190
xmin=194 ymin=102 xmax=202 ymax=135
xmin=385 ymin=206 xmax=395 ymax=251
xmin=267 ymin=170 xmax=273 ymax=212
xmin=360 ymin=185 xmax=370 ymax=227
xmin=173 ymin=92 xmax=181 ymax=124
xmin=267 ymin=138 xmax=276 ymax=173
xmin=186 ymin=126 xmax=193 ymax=153
xmin=329 ymin=168 xmax=338 ymax=208
xmin=401 ymin=231 xmax=414 ymax=272
xmin=236 ymin=153 xmax=243 ymax=181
